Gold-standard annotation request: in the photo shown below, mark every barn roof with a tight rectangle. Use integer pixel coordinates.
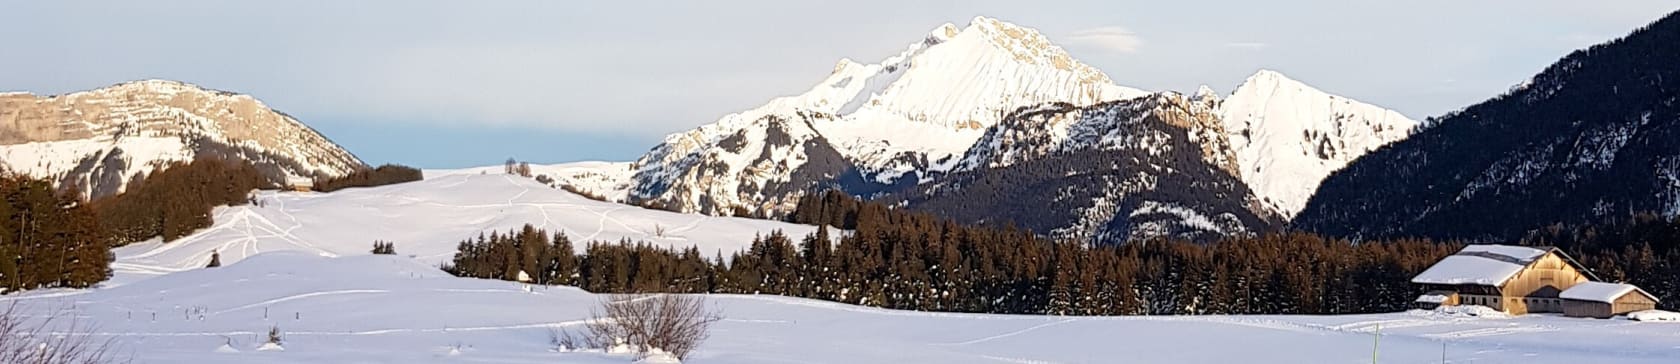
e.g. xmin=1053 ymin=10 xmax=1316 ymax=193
xmin=1410 ymin=245 xmax=1550 ymax=286
xmin=1561 ymin=282 xmax=1658 ymax=303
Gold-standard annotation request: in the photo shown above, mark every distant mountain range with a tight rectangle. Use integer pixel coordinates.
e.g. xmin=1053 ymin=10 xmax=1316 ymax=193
xmin=1 ymin=16 xmax=1429 ymax=244
xmin=19 ymin=11 xmax=1679 ymax=245
xmin=0 ymin=80 xmax=364 ymax=198
xmin=612 ymin=16 xmax=1417 ymax=243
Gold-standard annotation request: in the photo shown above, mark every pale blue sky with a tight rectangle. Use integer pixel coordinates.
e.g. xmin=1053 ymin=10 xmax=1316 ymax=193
xmin=4 ymin=1 xmax=1676 ymax=167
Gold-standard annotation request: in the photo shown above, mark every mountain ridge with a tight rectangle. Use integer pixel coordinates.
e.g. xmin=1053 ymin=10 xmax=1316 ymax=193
xmin=0 ymin=79 xmax=366 ymax=198
xmin=1295 ymin=9 xmax=1680 ymax=240
xmin=612 ymin=16 xmax=1415 ymax=242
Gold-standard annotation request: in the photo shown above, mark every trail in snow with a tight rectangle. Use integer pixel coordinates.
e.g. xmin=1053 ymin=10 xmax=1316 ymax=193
xmin=936 ymin=319 xmax=1076 ymax=346
xmin=211 ymin=290 xmax=392 ymax=315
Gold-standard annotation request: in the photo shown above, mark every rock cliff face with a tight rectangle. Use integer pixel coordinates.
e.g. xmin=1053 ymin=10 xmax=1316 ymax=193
xmin=1 ymin=80 xmax=364 ymax=197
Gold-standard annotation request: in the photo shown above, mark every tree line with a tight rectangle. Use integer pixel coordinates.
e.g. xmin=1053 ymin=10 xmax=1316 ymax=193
xmin=1527 ymin=213 xmax=1680 ymax=309
xmin=0 ymin=158 xmax=268 ymax=293
xmin=91 ymin=158 xmax=270 ymax=243
xmin=313 ymin=164 xmax=423 ymax=193
xmin=0 ymin=157 xmax=426 ymax=294
xmin=443 ymin=191 xmax=1469 ymax=315
xmin=0 ymin=169 xmax=112 ymax=292
xmin=91 ymin=159 xmax=423 ymax=245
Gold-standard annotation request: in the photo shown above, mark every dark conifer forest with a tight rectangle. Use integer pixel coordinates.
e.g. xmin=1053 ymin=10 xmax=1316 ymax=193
xmin=1 ymin=159 xmax=273 ymax=293
xmin=91 ymin=158 xmax=271 ymax=244
xmin=314 ymin=164 xmax=423 ymax=193
xmin=1296 ymin=10 xmax=1680 ymax=242
xmin=445 ymin=190 xmax=1680 ymax=314
xmin=0 ymin=158 xmax=428 ymax=294
xmin=445 ymin=192 xmax=1471 ymax=315
xmin=1525 ymin=213 xmax=1680 ymax=306
xmin=0 ymin=169 xmax=113 ymax=292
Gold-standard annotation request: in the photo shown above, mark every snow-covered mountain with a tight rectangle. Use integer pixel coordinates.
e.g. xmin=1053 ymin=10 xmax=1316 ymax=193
xmin=1218 ymin=70 xmax=1418 ymax=218
xmin=902 ymin=93 xmax=1273 ymax=243
xmin=0 ymin=80 xmax=364 ymax=198
xmin=628 ymin=16 xmax=1145 ymax=216
xmin=603 ymin=16 xmax=1417 ymax=242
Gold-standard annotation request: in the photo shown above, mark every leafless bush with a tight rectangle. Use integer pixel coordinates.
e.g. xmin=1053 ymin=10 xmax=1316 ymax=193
xmin=553 ymin=294 xmax=721 ymax=360
xmin=560 ymin=185 xmax=610 ymax=202
xmin=266 ymin=325 xmax=283 ymax=345
xmin=0 ymin=303 xmax=124 ymax=364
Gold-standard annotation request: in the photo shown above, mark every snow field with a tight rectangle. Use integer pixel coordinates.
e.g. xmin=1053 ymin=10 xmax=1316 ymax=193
xmin=1 ymin=169 xmax=1672 ymax=363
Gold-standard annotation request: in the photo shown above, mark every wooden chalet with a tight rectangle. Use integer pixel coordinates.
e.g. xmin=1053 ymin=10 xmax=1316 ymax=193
xmin=1410 ymin=244 xmax=1659 ymax=318
xmin=285 ymin=176 xmax=314 ymax=192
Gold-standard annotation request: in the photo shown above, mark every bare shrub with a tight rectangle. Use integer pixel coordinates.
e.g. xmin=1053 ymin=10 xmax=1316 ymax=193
xmin=0 ymin=303 xmax=124 ymax=364
xmin=560 ymin=185 xmax=609 ymax=202
xmin=553 ymin=294 xmax=721 ymax=360
xmin=266 ymin=325 xmax=283 ymax=345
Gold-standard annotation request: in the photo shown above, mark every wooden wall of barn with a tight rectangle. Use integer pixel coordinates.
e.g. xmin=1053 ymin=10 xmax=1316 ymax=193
xmin=1565 ymin=300 xmax=1613 ymax=318
xmin=1613 ymin=292 xmax=1657 ymax=315
xmin=1499 ymin=252 xmax=1589 ymax=314
xmin=1563 ymin=292 xmax=1658 ymax=318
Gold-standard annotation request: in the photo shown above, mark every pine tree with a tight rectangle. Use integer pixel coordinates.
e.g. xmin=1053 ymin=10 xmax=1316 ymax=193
xmin=371 ymin=241 xmax=397 ymax=255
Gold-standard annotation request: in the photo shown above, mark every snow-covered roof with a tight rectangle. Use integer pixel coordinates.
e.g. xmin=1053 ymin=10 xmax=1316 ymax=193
xmin=1415 ymin=293 xmax=1451 ymax=304
xmin=1410 ymin=245 xmax=1551 ymax=286
xmin=1561 ymin=282 xmax=1656 ymax=303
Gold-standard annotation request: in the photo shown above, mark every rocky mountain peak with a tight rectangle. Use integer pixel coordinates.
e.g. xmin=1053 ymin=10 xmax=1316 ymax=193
xmin=1221 ymin=69 xmax=1418 ymax=218
xmin=0 ymin=80 xmax=365 ymax=198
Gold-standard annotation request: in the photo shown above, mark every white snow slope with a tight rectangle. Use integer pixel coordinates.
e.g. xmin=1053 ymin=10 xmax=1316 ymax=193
xmin=1219 ymin=70 xmax=1419 ymax=218
xmin=2 ymin=171 xmax=1674 ymax=363
xmin=108 ymin=172 xmax=823 ymax=285
xmin=426 ymin=161 xmax=636 ymax=203
xmin=12 ymin=252 xmax=1680 ymax=363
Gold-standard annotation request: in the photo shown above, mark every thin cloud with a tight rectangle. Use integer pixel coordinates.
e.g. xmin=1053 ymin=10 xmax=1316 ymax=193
xmin=1067 ymin=26 xmax=1143 ymax=53
xmin=1224 ymin=42 xmax=1269 ymax=50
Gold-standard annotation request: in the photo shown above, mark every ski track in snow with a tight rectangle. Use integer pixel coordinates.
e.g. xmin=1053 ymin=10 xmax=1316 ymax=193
xmin=978 ymin=355 xmax=1067 ymax=364
xmin=937 ymin=319 xmax=1077 ymax=345
xmin=55 ymin=320 xmax=591 ymax=338
xmin=1422 ymin=326 xmax=1558 ymax=339
xmin=211 ymin=290 xmax=392 ymax=316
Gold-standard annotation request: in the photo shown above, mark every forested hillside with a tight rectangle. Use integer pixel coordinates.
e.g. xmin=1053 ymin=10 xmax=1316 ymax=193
xmin=0 ymin=170 xmax=112 ymax=291
xmin=448 ymin=192 xmax=1467 ymax=315
xmin=1297 ymin=9 xmax=1680 ymax=241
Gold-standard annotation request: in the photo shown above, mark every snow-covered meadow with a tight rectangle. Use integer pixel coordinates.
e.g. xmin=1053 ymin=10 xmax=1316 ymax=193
xmin=7 ymin=173 xmax=1677 ymax=363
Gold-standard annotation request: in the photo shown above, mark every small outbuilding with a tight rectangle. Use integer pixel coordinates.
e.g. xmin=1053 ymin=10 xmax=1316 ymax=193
xmin=285 ymin=176 xmax=314 ymax=192
xmin=1412 ymin=290 xmax=1459 ymax=310
xmin=1560 ymin=282 xmax=1660 ymax=319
